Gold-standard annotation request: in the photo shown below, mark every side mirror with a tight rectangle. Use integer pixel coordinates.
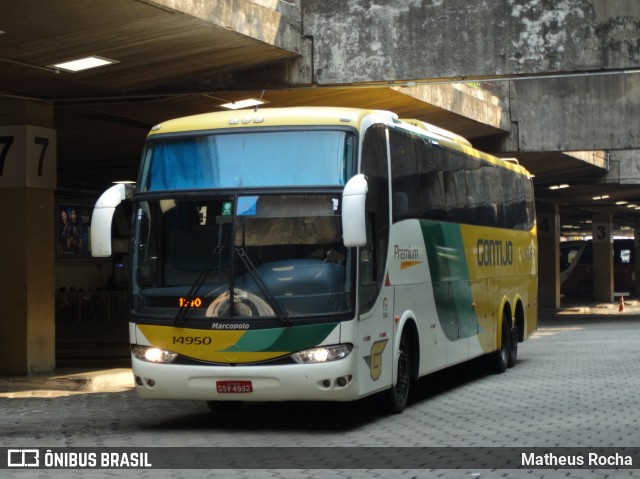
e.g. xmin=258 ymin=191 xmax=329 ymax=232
xmin=91 ymin=183 xmax=134 ymax=257
xmin=342 ymin=174 xmax=368 ymax=247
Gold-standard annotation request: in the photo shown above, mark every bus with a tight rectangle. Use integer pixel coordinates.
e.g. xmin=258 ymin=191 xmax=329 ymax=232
xmin=561 ymin=239 xmax=635 ymax=298
xmin=91 ymin=107 xmax=537 ymax=414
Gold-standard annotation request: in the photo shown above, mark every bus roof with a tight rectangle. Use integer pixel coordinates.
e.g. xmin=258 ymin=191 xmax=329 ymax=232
xmin=394 ymin=118 xmax=533 ymax=178
xmin=400 ymin=119 xmax=472 ymax=147
xmin=147 ymin=106 xmax=533 ymax=178
xmin=147 ymin=107 xmax=395 ymax=136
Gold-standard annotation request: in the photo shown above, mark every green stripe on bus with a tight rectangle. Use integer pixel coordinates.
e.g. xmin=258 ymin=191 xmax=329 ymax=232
xmin=224 ymin=322 xmax=339 ymax=353
xmin=421 ymin=220 xmax=477 ymax=342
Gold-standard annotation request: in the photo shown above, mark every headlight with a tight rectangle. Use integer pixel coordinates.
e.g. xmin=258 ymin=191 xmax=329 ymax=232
xmin=291 ymin=344 xmax=352 ymax=364
xmin=132 ymin=345 xmax=178 ymax=363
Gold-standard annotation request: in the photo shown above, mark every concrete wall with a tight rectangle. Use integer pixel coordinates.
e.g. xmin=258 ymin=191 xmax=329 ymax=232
xmin=605 ymin=150 xmax=640 ymax=183
xmin=393 ymin=83 xmax=512 ymax=133
xmin=510 ymin=73 xmax=640 ymax=151
xmin=153 ymin=0 xmax=311 ymax=82
xmin=154 ymin=0 xmax=303 ymax=51
xmin=303 ymin=0 xmax=640 ymax=84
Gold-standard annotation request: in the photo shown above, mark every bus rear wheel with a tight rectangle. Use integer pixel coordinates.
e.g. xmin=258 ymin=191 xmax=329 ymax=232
xmin=508 ymin=321 xmax=518 ymax=368
xmin=384 ymin=334 xmax=411 ymax=414
xmin=491 ymin=318 xmax=510 ymax=374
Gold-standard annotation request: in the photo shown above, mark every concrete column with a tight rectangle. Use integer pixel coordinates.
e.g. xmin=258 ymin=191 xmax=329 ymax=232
xmin=635 ymin=229 xmax=640 ymax=299
xmin=592 ymin=214 xmax=614 ymax=303
xmin=0 ymin=99 xmax=56 ymax=375
xmin=536 ymin=203 xmax=561 ymax=309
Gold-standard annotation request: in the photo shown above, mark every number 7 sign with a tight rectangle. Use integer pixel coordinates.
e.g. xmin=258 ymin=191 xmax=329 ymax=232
xmin=0 ymin=125 xmax=56 ymax=189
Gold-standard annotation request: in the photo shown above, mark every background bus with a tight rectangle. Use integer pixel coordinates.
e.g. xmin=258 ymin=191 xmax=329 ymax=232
xmin=560 ymin=239 xmax=635 ymax=299
xmin=92 ymin=107 xmax=537 ymax=414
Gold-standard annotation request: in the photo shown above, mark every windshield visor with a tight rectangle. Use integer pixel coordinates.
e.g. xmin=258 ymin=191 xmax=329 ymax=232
xmin=131 ymin=195 xmax=352 ymax=322
xmin=141 ymin=130 xmax=354 ymax=191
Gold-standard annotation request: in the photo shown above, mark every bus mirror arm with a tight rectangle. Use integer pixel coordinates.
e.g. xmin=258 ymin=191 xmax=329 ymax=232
xmin=91 ymin=183 xmax=135 ymax=258
xmin=342 ymin=174 xmax=368 ymax=248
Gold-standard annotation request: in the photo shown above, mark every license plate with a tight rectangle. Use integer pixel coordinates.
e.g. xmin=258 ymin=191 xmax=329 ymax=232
xmin=216 ymin=380 xmax=253 ymax=393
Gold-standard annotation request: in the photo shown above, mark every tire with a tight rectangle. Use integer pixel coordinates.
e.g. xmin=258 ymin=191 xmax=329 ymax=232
xmin=384 ymin=334 xmax=412 ymax=414
xmin=492 ymin=318 xmax=509 ymax=374
xmin=507 ymin=321 xmax=518 ymax=368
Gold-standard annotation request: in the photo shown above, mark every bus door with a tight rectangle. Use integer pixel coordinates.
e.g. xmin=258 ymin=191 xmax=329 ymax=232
xmin=355 ymin=122 xmax=394 ymax=396
xmin=357 ymin=241 xmax=395 ymax=396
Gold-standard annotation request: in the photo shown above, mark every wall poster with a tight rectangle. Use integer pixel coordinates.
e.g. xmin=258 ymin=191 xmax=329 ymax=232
xmin=57 ymin=204 xmax=91 ymax=259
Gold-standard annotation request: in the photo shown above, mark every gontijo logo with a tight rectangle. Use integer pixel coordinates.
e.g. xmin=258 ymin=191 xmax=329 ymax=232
xmin=476 ymin=239 xmax=513 ymax=267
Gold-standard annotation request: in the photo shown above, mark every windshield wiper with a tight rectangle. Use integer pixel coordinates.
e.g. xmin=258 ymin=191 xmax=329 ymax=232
xmin=174 ymin=246 xmax=224 ymax=326
xmin=235 ymin=247 xmax=290 ymax=325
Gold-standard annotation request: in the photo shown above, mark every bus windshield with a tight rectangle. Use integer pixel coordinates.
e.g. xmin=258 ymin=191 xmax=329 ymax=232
xmin=141 ymin=130 xmax=354 ymax=191
xmin=131 ymin=194 xmax=352 ymax=322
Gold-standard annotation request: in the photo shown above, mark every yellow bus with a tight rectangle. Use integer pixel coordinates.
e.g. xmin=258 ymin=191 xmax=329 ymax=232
xmin=92 ymin=107 xmax=537 ymax=413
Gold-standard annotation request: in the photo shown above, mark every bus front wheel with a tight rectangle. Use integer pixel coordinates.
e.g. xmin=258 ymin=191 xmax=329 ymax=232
xmin=384 ymin=334 xmax=412 ymax=414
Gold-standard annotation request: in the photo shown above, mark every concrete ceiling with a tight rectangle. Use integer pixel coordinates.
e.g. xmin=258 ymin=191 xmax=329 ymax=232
xmin=1 ymin=0 xmax=638 ymax=233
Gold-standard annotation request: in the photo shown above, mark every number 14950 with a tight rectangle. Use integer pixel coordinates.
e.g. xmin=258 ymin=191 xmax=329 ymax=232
xmin=172 ymin=336 xmax=212 ymax=345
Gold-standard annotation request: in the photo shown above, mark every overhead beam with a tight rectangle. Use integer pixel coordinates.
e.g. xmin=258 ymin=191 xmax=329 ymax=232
xmin=605 ymin=150 xmax=640 ymax=185
xmin=151 ymin=0 xmax=312 ymax=83
xmin=390 ymin=83 xmax=511 ymax=134
xmin=302 ymin=0 xmax=640 ymax=85
xmin=510 ymin=73 xmax=640 ymax=151
xmin=151 ymin=0 xmax=302 ymax=50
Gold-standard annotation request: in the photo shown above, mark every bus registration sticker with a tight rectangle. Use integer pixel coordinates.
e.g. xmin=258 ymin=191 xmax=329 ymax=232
xmin=216 ymin=380 xmax=253 ymax=393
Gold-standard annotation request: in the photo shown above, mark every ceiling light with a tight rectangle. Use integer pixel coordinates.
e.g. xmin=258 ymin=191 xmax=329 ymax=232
xmin=616 ymin=201 xmax=629 ymax=205
xmin=549 ymin=184 xmax=570 ymax=190
xmin=219 ymin=98 xmax=267 ymax=110
xmin=592 ymin=195 xmax=610 ymax=200
xmin=51 ymin=56 xmax=117 ymax=72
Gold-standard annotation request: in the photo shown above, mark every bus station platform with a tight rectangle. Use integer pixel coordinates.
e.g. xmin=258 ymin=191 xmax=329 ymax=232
xmin=540 ymin=298 xmax=640 ymax=318
xmin=0 ymin=368 xmax=134 ymax=398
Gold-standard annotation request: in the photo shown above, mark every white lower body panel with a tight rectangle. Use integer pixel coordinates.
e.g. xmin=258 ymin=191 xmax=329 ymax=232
xmin=132 ymin=353 xmax=360 ymax=402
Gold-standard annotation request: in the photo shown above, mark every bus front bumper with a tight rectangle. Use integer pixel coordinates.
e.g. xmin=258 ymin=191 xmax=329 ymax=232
xmin=131 ymin=354 xmax=360 ymax=402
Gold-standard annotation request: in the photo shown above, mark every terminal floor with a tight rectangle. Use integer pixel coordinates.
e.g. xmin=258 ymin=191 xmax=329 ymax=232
xmin=1 ymin=302 xmax=639 ymax=478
